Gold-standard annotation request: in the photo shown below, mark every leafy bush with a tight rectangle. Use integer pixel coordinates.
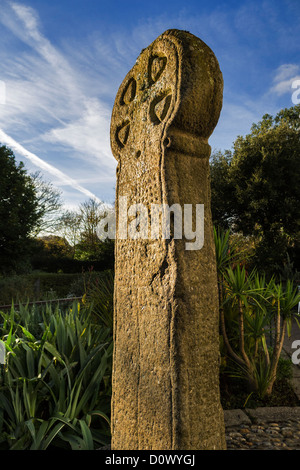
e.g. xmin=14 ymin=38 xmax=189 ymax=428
xmin=0 ymin=275 xmax=36 ymax=306
xmin=0 ymin=273 xmax=79 ymax=305
xmin=0 ymin=271 xmax=113 ymax=306
xmin=0 ymin=301 xmax=112 ymax=450
xmin=30 ymin=254 xmax=112 ymax=274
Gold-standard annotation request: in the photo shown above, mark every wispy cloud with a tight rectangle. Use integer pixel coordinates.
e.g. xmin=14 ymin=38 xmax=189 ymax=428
xmin=270 ymin=64 xmax=300 ymax=96
xmin=0 ymin=0 xmax=299 ymax=207
xmin=0 ymin=1 xmax=116 ymax=203
xmin=0 ymin=128 xmax=102 ymax=202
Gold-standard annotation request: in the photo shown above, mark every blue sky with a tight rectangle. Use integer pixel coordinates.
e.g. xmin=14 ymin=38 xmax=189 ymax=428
xmin=0 ymin=0 xmax=299 ymax=209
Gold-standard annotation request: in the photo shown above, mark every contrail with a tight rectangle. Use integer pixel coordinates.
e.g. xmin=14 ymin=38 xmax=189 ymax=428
xmin=0 ymin=128 xmax=102 ymax=203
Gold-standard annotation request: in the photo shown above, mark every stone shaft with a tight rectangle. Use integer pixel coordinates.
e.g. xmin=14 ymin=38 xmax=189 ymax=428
xmin=110 ymin=29 xmax=226 ymax=450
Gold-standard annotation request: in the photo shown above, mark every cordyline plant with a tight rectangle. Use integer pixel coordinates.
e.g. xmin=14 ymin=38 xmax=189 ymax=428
xmin=214 ymin=227 xmax=300 ymax=397
xmin=265 ymin=279 xmax=300 ymax=395
xmin=0 ymin=301 xmax=112 ymax=450
xmin=221 ymin=265 xmax=267 ymax=393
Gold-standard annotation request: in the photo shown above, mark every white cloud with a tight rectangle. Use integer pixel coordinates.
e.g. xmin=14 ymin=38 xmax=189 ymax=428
xmin=0 ymin=0 xmax=298 ymax=209
xmin=42 ymin=98 xmax=114 ymax=169
xmin=0 ymin=1 xmax=117 ymax=204
xmin=270 ymin=64 xmax=300 ymax=96
xmin=0 ymin=128 xmax=102 ymax=202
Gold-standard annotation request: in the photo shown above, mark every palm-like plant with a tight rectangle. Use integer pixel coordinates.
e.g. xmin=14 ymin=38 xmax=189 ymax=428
xmin=213 ymin=226 xmax=241 ymax=275
xmin=222 ymin=265 xmax=263 ymax=390
xmin=265 ymin=279 xmax=300 ymax=395
xmin=214 ymin=227 xmax=245 ymax=366
xmin=215 ymin=227 xmax=300 ymax=397
xmin=85 ymin=270 xmax=114 ymax=330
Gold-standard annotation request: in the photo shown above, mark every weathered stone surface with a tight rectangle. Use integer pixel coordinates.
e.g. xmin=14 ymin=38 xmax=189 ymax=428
xmin=110 ymin=29 xmax=225 ymax=450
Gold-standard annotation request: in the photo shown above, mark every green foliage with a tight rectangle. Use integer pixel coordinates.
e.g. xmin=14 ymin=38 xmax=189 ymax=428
xmin=29 ymin=232 xmax=114 ymax=274
xmin=0 ymin=146 xmax=39 ymax=272
xmin=214 ymin=226 xmax=235 ymax=274
xmin=0 ymin=270 xmax=115 ymax=307
xmin=0 ymin=272 xmax=83 ymax=305
xmin=210 ymin=151 xmax=234 ymax=231
xmin=57 ymin=199 xmax=115 ymax=268
xmin=35 ymin=236 xmax=72 ymax=258
xmin=0 ymin=301 xmax=112 ymax=450
xmin=84 ymin=270 xmax=114 ymax=329
xmin=216 ymin=227 xmax=300 ymax=397
xmin=30 ymin=171 xmax=63 ymax=236
xmin=0 ymin=146 xmax=66 ymax=273
xmin=210 ymin=104 xmax=300 ymax=274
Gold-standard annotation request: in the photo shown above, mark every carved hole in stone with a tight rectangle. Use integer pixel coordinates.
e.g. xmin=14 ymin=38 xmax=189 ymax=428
xmin=149 ymin=91 xmax=172 ymax=125
xmin=120 ymin=77 xmax=137 ymax=105
xmin=148 ymin=55 xmax=167 ymax=84
xmin=136 ymin=150 xmax=141 ymax=159
xmin=163 ymin=137 xmax=171 ymax=148
xmin=116 ymin=120 xmax=130 ymax=148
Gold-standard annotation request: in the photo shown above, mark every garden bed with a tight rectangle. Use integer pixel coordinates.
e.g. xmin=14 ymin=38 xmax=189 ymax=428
xmin=220 ymin=374 xmax=300 ymax=410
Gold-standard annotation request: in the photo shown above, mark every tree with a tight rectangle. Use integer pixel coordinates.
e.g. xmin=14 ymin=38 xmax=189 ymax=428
xmin=57 ymin=210 xmax=83 ymax=258
xmin=210 ymin=104 xmax=300 ymax=274
xmin=0 ymin=145 xmax=39 ymax=271
xmin=210 ymin=150 xmax=235 ymax=230
xmin=77 ymin=199 xmax=107 ymax=260
xmin=57 ymin=199 xmax=115 ymax=267
xmin=30 ymin=171 xmax=63 ymax=235
xmin=37 ymin=235 xmax=72 ymax=258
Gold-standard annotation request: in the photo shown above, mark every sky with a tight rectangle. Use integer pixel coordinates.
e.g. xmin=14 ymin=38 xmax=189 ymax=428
xmin=0 ymin=0 xmax=299 ymax=210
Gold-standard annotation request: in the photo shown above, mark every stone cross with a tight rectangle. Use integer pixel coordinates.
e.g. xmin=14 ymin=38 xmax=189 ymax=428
xmin=110 ymin=29 xmax=226 ymax=450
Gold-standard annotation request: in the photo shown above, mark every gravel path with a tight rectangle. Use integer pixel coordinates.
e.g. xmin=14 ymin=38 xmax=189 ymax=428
xmin=100 ymin=408 xmax=300 ymax=450
xmin=225 ymin=407 xmax=300 ymax=450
